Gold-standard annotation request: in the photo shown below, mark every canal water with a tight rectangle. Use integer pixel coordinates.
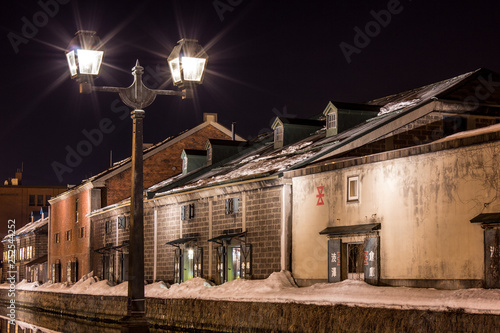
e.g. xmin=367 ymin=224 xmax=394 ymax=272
xmin=0 ymin=308 xmax=212 ymax=333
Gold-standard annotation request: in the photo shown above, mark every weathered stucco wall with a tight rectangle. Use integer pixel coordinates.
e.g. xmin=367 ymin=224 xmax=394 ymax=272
xmin=292 ymin=140 xmax=500 ymax=286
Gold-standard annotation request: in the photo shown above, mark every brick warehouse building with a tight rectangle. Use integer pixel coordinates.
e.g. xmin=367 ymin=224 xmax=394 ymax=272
xmin=49 ymin=114 xmax=243 ymax=283
xmin=90 ymin=68 xmax=500 ymax=288
xmin=90 ymin=133 xmax=293 ymax=284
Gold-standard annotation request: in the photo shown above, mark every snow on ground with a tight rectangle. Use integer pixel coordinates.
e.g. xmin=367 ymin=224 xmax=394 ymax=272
xmin=3 ymin=271 xmax=500 ymax=315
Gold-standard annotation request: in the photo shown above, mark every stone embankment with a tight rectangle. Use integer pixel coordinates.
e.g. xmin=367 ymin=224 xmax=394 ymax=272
xmin=1 ymin=289 xmax=499 ymax=332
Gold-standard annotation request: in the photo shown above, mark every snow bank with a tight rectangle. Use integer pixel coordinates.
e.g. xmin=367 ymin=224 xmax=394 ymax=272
xmin=3 ymin=271 xmax=500 ymax=315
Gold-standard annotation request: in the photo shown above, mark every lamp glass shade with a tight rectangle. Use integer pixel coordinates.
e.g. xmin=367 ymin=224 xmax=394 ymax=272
xmin=181 ymin=57 xmax=206 ymax=82
xmin=66 ymin=50 xmax=78 ymax=76
xmin=77 ymin=49 xmax=103 ymax=75
xmin=167 ymin=38 xmax=208 ymax=88
xmin=65 ymin=30 xmax=104 ymax=79
xmin=168 ymin=57 xmax=181 ymax=84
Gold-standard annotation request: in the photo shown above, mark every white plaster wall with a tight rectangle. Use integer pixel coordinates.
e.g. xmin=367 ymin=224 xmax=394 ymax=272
xmin=292 ymin=141 xmax=500 ymax=281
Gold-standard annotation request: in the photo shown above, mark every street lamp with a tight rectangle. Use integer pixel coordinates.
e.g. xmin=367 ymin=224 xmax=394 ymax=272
xmin=65 ymin=31 xmax=208 ymax=331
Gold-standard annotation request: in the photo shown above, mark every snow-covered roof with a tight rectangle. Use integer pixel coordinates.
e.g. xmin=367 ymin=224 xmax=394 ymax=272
xmin=87 ymin=68 xmax=498 ymax=203
xmin=368 ymin=69 xmax=479 ymax=115
xmin=145 ymin=70 xmax=500 ymax=198
xmin=434 ymin=122 xmax=500 ymax=143
xmin=50 ymin=119 xmax=243 ymax=202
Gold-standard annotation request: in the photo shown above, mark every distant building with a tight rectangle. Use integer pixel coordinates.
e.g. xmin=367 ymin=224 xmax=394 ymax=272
xmin=1 ymin=207 xmax=49 ymax=283
xmin=48 ymin=114 xmax=243 ymax=283
xmin=0 ymin=170 xmax=66 ymax=257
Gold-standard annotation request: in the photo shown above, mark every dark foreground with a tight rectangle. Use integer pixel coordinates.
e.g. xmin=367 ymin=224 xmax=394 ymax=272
xmin=1 ymin=289 xmax=499 ymax=332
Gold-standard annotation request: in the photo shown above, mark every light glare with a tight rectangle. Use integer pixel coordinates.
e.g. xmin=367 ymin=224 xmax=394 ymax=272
xmin=76 ymin=49 xmax=103 ymax=75
xmin=66 ymin=51 xmax=77 ymax=76
xmin=169 ymin=58 xmax=181 ymax=83
xmin=182 ymin=57 xmax=206 ymax=82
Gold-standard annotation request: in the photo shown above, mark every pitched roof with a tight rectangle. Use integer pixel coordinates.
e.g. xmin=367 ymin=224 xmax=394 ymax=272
xmin=50 ymin=119 xmax=244 ymax=203
xmin=93 ymin=68 xmax=500 ymax=209
xmin=367 ymin=69 xmax=481 ymax=115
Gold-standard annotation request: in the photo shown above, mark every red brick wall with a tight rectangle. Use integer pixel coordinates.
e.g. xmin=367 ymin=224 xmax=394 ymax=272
xmin=49 ymin=188 xmax=91 ymax=282
xmin=51 ymin=122 xmax=234 ymax=282
xmin=105 ymin=125 xmax=233 ymax=206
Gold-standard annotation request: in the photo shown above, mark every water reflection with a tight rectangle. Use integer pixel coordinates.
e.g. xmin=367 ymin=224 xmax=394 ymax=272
xmin=0 ymin=308 xmax=208 ymax=333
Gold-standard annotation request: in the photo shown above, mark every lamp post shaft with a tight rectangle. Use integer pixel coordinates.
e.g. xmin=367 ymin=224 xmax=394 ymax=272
xmin=129 ymin=109 xmax=146 ymax=319
xmin=66 ymin=33 xmax=208 ymax=331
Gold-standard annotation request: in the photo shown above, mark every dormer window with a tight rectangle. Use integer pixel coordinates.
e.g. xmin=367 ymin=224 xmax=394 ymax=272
xmin=274 ymin=125 xmax=283 ymax=143
xmin=182 ymin=155 xmax=188 ymax=174
xmin=271 ymin=117 xmax=323 ymax=149
xmin=207 ymin=144 xmax=213 ymax=165
xmin=322 ymin=101 xmax=380 ymax=137
xmin=327 ymin=112 xmax=337 ymax=131
xmin=181 ymin=149 xmax=207 ymax=174
xmin=324 ymin=104 xmax=338 ymax=137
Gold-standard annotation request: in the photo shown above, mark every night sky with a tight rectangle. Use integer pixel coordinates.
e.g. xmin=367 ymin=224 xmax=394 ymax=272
xmin=1 ymin=0 xmax=500 ymax=186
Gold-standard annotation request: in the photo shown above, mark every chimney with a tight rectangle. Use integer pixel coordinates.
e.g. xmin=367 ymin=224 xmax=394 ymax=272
xmin=15 ymin=168 xmax=22 ymax=185
xmin=231 ymin=122 xmax=236 ymax=141
xmin=203 ymin=113 xmax=218 ymax=123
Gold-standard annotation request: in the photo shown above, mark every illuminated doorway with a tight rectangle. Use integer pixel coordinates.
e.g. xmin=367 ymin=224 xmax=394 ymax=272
xmin=227 ymin=246 xmax=241 ymax=281
xmin=347 ymin=243 xmax=364 ymax=280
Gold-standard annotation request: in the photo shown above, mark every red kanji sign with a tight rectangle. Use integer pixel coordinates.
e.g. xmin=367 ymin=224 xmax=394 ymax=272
xmin=316 ymin=186 xmax=325 ymax=205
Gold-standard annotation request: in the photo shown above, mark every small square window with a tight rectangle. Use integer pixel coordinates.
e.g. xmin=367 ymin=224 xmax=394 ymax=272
xmin=181 ymin=204 xmax=195 ymax=220
xmin=118 ymin=216 xmax=126 ymax=229
xmin=225 ymin=198 xmax=239 ymax=215
xmin=65 ymin=230 xmax=72 ymax=241
xmin=347 ymin=176 xmax=359 ymax=202
xmin=327 ymin=112 xmax=337 ymax=129
xmin=29 ymin=195 xmax=35 ymax=206
xmin=274 ymin=126 xmax=283 ymax=142
xmin=79 ymin=226 xmax=85 ymax=238
xmin=207 ymin=146 xmax=213 ymax=165
xmin=180 ymin=206 xmax=187 ymax=220
xmin=75 ymin=198 xmax=79 ymax=223
xmin=55 ymin=233 xmax=60 ymax=244
xmin=182 ymin=156 xmax=188 ymax=174
xmin=189 ymin=204 xmax=195 ymax=219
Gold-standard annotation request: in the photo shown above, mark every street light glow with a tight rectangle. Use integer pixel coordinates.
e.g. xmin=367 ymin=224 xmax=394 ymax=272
xmin=66 ymin=50 xmax=77 ymax=76
xmin=169 ymin=58 xmax=181 ymax=83
xmin=76 ymin=49 xmax=104 ymax=75
xmin=181 ymin=57 xmax=207 ymax=82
